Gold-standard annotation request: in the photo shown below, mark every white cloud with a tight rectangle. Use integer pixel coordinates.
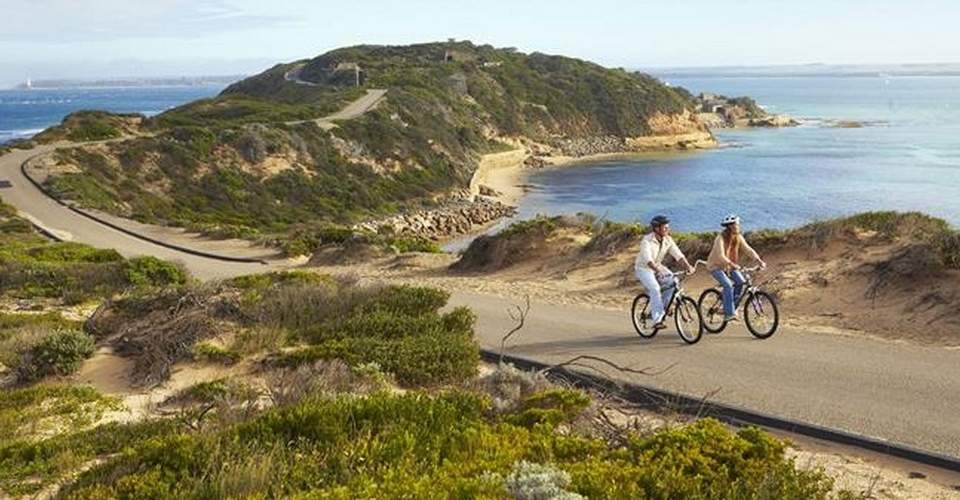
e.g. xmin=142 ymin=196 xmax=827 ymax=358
xmin=0 ymin=0 xmax=298 ymax=42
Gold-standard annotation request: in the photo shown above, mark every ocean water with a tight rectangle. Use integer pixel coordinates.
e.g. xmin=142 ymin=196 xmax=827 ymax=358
xmin=518 ymin=76 xmax=960 ymax=232
xmin=0 ymin=85 xmax=226 ymax=144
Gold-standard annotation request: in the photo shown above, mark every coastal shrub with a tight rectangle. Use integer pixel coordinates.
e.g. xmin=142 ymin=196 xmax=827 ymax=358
xmin=192 ymin=342 xmax=241 ymax=365
xmin=123 ymin=256 xmax=188 ymax=287
xmin=506 ymin=388 xmax=591 ymax=428
xmin=387 ymin=235 xmax=443 ymax=253
xmin=0 ymin=385 xmax=121 ymax=443
xmin=53 ymin=392 xmax=843 ymax=499
xmin=452 ymin=216 xmax=567 ymax=273
xmin=506 ymin=461 xmax=584 ymax=500
xmin=357 ymin=285 xmax=450 ymax=317
xmin=0 ymin=419 xmax=178 ymax=496
xmin=935 ymin=231 xmax=960 ymax=269
xmin=674 ymin=231 xmax=717 ymax=261
xmin=16 ymin=329 xmax=95 ymax=382
xmin=277 ymin=323 xmax=479 ymax=386
xmin=581 ymin=220 xmax=644 ymax=257
xmin=266 ymin=285 xmax=478 ymax=386
xmin=0 ymin=312 xmax=80 ymax=341
xmin=0 ymin=204 xmax=189 ymax=302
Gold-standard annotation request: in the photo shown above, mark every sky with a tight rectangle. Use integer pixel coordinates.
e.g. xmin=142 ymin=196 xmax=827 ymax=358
xmin=2 ymin=0 xmax=959 ymax=86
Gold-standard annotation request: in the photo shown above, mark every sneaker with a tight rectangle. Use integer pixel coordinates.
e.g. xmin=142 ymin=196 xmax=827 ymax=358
xmin=653 ymin=320 xmax=667 ymax=329
xmin=724 ymin=314 xmax=740 ymax=323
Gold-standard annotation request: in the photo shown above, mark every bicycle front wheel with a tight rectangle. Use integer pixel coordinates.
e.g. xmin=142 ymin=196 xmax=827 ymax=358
xmin=698 ymin=288 xmax=727 ymax=334
xmin=675 ymin=296 xmax=703 ymax=344
xmin=631 ymin=293 xmax=657 ymax=338
xmin=744 ymin=291 xmax=779 ymax=339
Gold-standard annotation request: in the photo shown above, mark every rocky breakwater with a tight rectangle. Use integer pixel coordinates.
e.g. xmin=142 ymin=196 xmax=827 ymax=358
xmin=555 ymin=110 xmax=715 ymax=157
xmin=353 ymin=196 xmax=517 ymax=240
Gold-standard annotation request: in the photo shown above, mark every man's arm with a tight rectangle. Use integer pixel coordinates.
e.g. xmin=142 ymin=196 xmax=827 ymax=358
xmin=669 ymin=239 xmax=696 ymax=273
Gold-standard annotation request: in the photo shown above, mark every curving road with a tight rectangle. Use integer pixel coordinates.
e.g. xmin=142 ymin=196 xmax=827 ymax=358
xmin=285 ymin=88 xmax=387 ymax=129
xmin=0 ymin=146 xmax=275 ymax=280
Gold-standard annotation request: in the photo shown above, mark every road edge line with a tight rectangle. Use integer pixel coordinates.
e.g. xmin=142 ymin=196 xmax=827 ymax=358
xmin=19 ymin=154 xmax=270 ymax=265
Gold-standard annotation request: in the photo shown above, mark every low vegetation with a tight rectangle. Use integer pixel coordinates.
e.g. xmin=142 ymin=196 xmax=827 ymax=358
xmin=0 ymin=197 xmax=189 ymax=384
xmin=0 ymin=198 xmax=188 ymax=304
xmin=51 ymin=392 xmax=849 ymax=499
xmin=0 ymin=263 xmax=865 ymax=497
xmin=31 ymin=110 xmax=142 ymax=143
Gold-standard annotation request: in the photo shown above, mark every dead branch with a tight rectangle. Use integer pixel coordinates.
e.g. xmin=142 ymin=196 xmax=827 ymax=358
xmin=499 ymin=295 xmax=531 ymax=363
xmin=693 ymin=387 xmax=722 ymax=419
xmin=537 ymin=355 xmax=675 ymax=378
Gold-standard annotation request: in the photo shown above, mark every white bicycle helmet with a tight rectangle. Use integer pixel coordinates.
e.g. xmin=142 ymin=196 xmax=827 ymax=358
xmin=721 ymin=214 xmax=741 ymax=227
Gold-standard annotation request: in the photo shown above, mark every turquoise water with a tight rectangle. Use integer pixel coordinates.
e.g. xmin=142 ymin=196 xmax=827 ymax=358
xmin=518 ymin=76 xmax=960 ymax=231
xmin=0 ymin=85 xmax=226 ymax=144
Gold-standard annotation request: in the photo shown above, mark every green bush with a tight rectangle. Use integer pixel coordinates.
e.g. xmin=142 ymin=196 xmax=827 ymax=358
xmin=507 ymin=388 xmax=591 ymax=428
xmin=192 ymin=342 xmax=241 ymax=365
xmin=279 ymin=324 xmax=479 ymax=386
xmin=55 ymin=392 xmax=844 ymax=499
xmin=0 ymin=419 xmax=180 ymax=496
xmin=358 ymin=285 xmax=451 ymax=317
xmin=124 ymin=256 xmax=188 ymax=287
xmin=16 ymin=330 xmax=95 ymax=382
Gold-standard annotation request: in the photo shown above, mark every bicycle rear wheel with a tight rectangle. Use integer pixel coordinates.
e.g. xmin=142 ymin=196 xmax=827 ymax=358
xmin=631 ymin=293 xmax=657 ymax=338
xmin=675 ymin=296 xmax=703 ymax=344
xmin=744 ymin=291 xmax=779 ymax=339
xmin=697 ymin=288 xmax=727 ymax=334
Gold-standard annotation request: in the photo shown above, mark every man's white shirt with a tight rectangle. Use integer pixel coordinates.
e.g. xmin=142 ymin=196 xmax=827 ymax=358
xmin=634 ymin=232 xmax=684 ymax=274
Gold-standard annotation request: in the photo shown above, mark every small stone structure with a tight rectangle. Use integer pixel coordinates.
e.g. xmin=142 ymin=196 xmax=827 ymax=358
xmin=333 ymin=62 xmax=365 ymax=86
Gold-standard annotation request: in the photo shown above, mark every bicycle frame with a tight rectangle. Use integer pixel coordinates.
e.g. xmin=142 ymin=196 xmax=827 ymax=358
xmin=728 ymin=268 xmax=765 ymax=312
xmin=659 ymin=271 xmax=692 ymax=318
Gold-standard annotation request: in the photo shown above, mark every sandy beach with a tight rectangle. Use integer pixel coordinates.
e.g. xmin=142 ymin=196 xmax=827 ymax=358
xmin=470 ymin=131 xmax=716 ymax=209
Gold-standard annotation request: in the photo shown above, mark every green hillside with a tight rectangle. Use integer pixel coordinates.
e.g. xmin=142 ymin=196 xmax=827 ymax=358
xmin=36 ymin=41 xmax=704 ymax=246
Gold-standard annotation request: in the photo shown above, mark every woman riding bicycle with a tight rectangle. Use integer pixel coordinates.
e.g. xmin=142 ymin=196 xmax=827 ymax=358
xmin=706 ymin=215 xmax=767 ymax=322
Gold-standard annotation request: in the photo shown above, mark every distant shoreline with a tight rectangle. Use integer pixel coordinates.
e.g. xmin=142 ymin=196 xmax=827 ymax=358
xmin=7 ymin=75 xmax=243 ymax=91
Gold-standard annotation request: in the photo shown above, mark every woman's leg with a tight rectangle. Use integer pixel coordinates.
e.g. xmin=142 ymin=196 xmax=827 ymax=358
xmin=636 ymin=270 xmax=666 ymax=324
xmin=711 ymin=269 xmax=735 ymax=317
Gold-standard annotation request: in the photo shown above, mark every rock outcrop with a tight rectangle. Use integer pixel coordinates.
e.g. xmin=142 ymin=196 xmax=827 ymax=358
xmin=695 ymin=93 xmax=798 ymax=128
xmin=353 ymin=198 xmax=517 ymax=240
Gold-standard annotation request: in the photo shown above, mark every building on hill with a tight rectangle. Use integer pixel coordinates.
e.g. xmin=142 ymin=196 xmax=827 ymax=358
xmin=698 ymin=93 xmax=726 ymax=113
xmin=444 ymin=50 xmax=477 ymax=63
xmin=333 ymin=62 xmax=365 ymax=87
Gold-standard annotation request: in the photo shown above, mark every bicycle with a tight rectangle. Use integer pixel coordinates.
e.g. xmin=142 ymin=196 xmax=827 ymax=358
xmin=630 ymin=266 xmax=704 ymax=344
xmin=697 ymin=265 xmax=780 ymax=339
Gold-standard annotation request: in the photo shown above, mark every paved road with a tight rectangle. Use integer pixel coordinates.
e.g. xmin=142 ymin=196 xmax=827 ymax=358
xmin=0 ymin=146 xmax=273 ymax=281
xmin=448 ymin=291 xmax=960 ymax=459
xmin=285 ymin=89 xmax=387 ymax=129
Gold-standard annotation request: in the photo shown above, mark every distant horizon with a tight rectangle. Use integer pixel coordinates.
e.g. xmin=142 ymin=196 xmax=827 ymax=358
xmin=6 ymin=59 xmax=960 ymax=90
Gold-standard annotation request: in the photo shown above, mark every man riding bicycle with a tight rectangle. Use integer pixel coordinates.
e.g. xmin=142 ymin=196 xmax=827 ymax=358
xmin=635 ymin=215 xmax=696 ymax=328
